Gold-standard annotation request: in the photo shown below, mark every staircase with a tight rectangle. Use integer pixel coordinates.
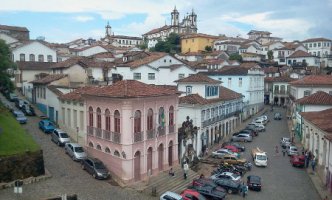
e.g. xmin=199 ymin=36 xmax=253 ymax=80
xmin=143 ymin=165 xmax=199 ymax=196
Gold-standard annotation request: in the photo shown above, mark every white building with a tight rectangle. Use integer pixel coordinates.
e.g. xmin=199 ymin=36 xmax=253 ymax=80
xmin=273 ymin=43 xmax=307 ymax=65
xmin=286 ymin=50 xmax=320 ymax=67
xmin=302 ymin=38 xmax=332 ymax=58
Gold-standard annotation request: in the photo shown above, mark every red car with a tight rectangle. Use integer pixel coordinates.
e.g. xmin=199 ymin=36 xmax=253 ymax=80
xmin=181 ymin=189 xmax=207 ymax=200
xmin=223 ymin=145 xmax=240 ymax=153
xmin=290 ymin=155 xmax=305 ymax=167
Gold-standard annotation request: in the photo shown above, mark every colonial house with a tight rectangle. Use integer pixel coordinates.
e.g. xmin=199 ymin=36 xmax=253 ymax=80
xmin=239 ymin=43 xmax=262 ymax=55
xmin=302 ymin=38 xmax=332 ymax=58
xmin=286 ymin=50 xmax=320 ymax=67
xmin=264 ymin=76 xmax=295 ymax=105
xmin=180 ymin=33 xmax=218 ymax=53
xmin=176 ymin=74 xmax=243 ymax=161
xmin=175 ymin=52 xmax=204 ymax=62
xmin=30 ymin=74 xmax=69 ymax=122
xmin=213 ymin=41 xmax=242 ymax=55
xmin=300 ymin=108 xmax=332 ymax=193
xmin=241 ymin=52 xmax=265 ymax=62
xmin=113 ymin=52 xmax=197 ymax=85
xmin=263 ymin=66 xmax=280 ymax=78
xmin=205 ymin=59 xmax=230 ymax=70
xmin=273 ymin=43 xmax=307 ymax=65
xmin=143 ymin=7 xmax=197 ymax=48
xmin=202 ymin=63 xmax=265 ymax=119
xmin=0 ymin=33 xmax=19 ymax=44
xmin=83 ymin=80 xmax=181 ymax=183
xmin=260 ymin=41 xmax=284 ymax=58
xmin=247 ymin=30 xmax=271 ymax=41
xmin=70 ymin=45 xmax=108 ymax=57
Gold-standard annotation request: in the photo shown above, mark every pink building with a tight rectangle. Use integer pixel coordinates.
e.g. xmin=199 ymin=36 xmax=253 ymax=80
xmin=83 ymin=80 xmax=180 ymax=183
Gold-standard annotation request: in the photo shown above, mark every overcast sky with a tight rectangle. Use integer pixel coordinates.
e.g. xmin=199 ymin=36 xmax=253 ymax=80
xmin=0 ymin=0 xmax=331 ymax=43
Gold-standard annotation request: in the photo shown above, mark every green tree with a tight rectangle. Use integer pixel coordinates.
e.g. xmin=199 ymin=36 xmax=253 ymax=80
xmin=0 ymin=39 xmax=15 ymax=92
xmin=267 ymin=50 xmax=274 ymax=60
xmin=205 ymin=46 xmax=212 ymax=52
xmin=229 ymin=53 xmax=243 ymax=62
xmin=151 ymin=33 xmax=180 ymax=54
xmin=138 ymin=36 xmax=148 ymax=50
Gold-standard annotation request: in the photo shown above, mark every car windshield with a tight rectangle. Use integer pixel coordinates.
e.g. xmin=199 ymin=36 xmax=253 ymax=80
xmin=60 ymin=133 xmax=69 ymax=138
xmin=94 ymin=162 xmax=106 ymax=169
xmin=257 ymin=155 xmax=267 ymax=160
xmin=45 ymin=121 xmax=54 ymax=126
xmin=74 ymin=147 xmax=84 ymax=153
xmin=249 ymin=176 xmax=261 ymax=183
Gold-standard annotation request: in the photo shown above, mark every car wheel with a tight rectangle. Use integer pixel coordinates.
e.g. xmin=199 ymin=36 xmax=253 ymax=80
xmin=227 ymin=188 xmax=232 ymax=194
xmin=57 ymin=141 xmax=60 ymax=146
xmin=93 ymin=173 xmax=97 ymax=179
xmin=71 ymin=155 xmax=75 ymax=161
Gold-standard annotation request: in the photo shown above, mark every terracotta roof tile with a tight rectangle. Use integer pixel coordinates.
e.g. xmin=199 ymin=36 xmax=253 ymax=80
xmin=302 ymin=38 xmax=332 ymax=43
xmin=179 ymin=94 xmax=210 ymax=105
xmin=0 ymin=24 xmax=29 ymax=32
xmin=301 ymin=108 xmax=332 ymax=134
xmin=264 ymin=66 xmax=279 ymax=74
xmin=219 ymin=86 xmax=243 ymax=101
xmin=296 ymin=91 xmax=332 ymax=105
xmin=143 ymin=25 xmax=171 ymax=35
xmin=175 ymin=74 xmax=221 ymax=84
xmin=290 ymin=75 xmax=332 ymax=86
xmin=84 ymin=80 xmax=181 ymax=98
xmin=30 ymin=74 xmax=67 ymax=84
xmin=264 ymin=76 xmax=295 ymax=83
xmin=47 ymin=85 xmax=63 ymax=96
xmin=288 ymin=50 xmax=313 ymax=58
xmin=59 ymin=86 xmax=96 ymax=101
xmin=17 ymin=61 xmax=55 ymax=70
xmin=181 ymin=33 xmax=219 ymax=39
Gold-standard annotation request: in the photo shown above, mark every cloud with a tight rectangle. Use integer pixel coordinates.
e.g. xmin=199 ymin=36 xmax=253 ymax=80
xmin=73 ymin=15 xmax=94 ymax=22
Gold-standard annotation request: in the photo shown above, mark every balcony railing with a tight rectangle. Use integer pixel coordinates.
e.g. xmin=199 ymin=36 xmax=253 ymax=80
xmin=112 ymin=132 xmax=121 ymax=144
xmin=157 ymin=126 xmax=166 ymax=137
xmin=87 ymin=126 xmax=94 ymax=136
xmin=146 ymin=129 xmax=155 ymax=140
xmin=134 ymin=131 xmax=143 ymax=143
xmin=202 ymin=110 xmax=242 ymax=128
xmin=169 ymin=125 xmax=175 ymax=133
xmin=95 ymin=127 xmax=102 ymax=138
xmin=103 ymin=130 xmax=111 ymax=141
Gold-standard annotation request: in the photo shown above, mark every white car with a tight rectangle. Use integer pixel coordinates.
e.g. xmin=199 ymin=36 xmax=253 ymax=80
xmin=255 ymin=124 xmax=265 ymax=132
xmin=65 ymin=143 xmax=87 ymax=161
xmin=160 ymin=191 xmax=183 ymax=200
xmin=212 ymin=148 xmax=239 ymax=158
xmin=210 ymin=172 xmax=241 ymax=182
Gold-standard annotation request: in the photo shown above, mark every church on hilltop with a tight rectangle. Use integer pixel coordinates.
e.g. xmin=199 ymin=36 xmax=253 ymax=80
xmin=143 ymin=7 xmax=198 ymax=48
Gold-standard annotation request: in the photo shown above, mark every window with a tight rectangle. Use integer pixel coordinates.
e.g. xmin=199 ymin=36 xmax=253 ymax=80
xmin=47 ymin=55 xmax=53 ymax=62
xmin=178 ymin=74 xmax=185 ymax=79
xmin=114 ymin=110 xmax=120 ymax=133
xmin=29 ymin=54 xmax=35 ymax=61
xmin=318 ymin=43 xmax=321 ymax=47
xmin=105 ymin=147 xmax=111 ymax=153
xmin=309 ymin=43 xmax=312 ymax=48
xmin=169 ymin=106 xmax=174 ymax=126
xmin=88 ymin=107 xmax=94 ymax=127
xmin=313 ymin=43 xmax=317 ymax=47
xmin=228 ymin=78 xmax=231 ymax=87
xmin=164 ymin=59 xmax=166 ymax=63
xmin=96 ymin=108 xmax=101 ymax=129
xmin=169 ymin=59 xmax=172 ymax=63
xmin=38 ymin=54 xmax=44 ymax=62
xmin=96 ymin=144 xmax=101 ymax=150
xmin=114 ymin=150 xmax=120 ymax=157
xmin=43 ymin=88 xmax=46 ymax=99
xmin=148 ymin=73 xmax=155 ymax=80
xmin=19 ymin=53 xmax=25 ymax=61
xmin=158 ymin=107 xmax=165 ymax=127
xmin=186 ymin=86 xmax=192 ymax=95
xmin=134 ymin=110 xmax=141 ymax=133
xmin=147 ymin=109 xmax=153 ymax=130
xmin=89 ymin=142 xmax=94 ymax=147
xmin=238 ymin=78 xmax=242 ymax=87
xmin=133 ymin=73 xmax=141 ymax=80
xmin=105 ymin=109 xmax=110 ymax=131
xmin=304 ymin=90 xmax=311 ymax=97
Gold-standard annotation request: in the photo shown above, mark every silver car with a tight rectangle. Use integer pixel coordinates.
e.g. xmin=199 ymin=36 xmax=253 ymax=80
xmin=51 ymin=129 xmax=71 ymax=146
xmin=65 ymin=143 xmax=87 ymax=161
xmin=287 ymin=145 xmax=298 ymax=156
xmin=231 ymin=133 xmax=252 ymax=142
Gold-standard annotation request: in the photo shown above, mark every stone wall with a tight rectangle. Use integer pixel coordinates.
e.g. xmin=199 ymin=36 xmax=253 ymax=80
xmin=0 ymin=150 xmax=45 ymax=183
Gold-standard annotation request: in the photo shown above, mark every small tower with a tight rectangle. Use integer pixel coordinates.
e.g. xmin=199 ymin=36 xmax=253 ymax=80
xmin=171 ymin=6 xmax=179 ymax=26
xmin=190 ymin=9 xmax=197 ymax=28
xmin=105 ymin=22 xmax=112 ymax=37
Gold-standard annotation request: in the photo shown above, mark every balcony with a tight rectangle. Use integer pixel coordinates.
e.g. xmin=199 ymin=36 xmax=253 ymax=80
xmin=95 ymin=127 xmax=102 ymax=138
xmin=112 ymin=132 xmax=121 ymax=144
xmin=169 ymin=125 xmax=175 ymax=133
xmin=87 ymin=126 xmax=94 ymax=136
xmin=146 ymin=129 xmax=156 ymax=140
xmin=103 ymin=130 xmax=111 ymax=141
xmin=157 ymin=126 xmax=166 ymax=137
xmin=134 ymin=131 xmax=143 ymax=143
xmin=201 ymin=110 xmax=243 ymax=128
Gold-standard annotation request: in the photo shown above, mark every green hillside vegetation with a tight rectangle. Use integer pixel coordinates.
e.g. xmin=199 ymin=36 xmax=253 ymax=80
xmin=0 ymin=104 xmax=40 ymax=157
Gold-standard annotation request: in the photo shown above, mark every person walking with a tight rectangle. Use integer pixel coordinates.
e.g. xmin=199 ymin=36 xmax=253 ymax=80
xmin=183 ymin=162 xmax=189 ymax=180
xmin=275 ymin=145 xmax=279 ymax=156
xmin=311 ymin=156 xmax=316 ymax=173
xmin=305 ymin=151 xmax=309 ymax=168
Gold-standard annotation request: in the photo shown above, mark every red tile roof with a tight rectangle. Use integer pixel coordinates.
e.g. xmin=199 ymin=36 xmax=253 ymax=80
xmin=264 ymin=76 xmax=295 ymax=83
xmin=179 ymin=94 xmax=210 ymax=105
xmin=263 ymin=66 xmax=279 ymax=74
xmin=84 ymin=80 xmax=181 ymax=98
xmin=47 ymin=85 xmax=63 ymax=96
xmin=17 ymin=61 xmax=55 ymax=70
xmin=181 ymin=33 xmax=219 ymax=39
xmin=302 ymin=38 xmax=332 ymax=43
xmin=120 ymin=52 xmax=167 ymax=69
xmin=288 ymin=50 xmax=313 ymax=58
xmin=301 ymin=108 xmax=332 ymax=134
xmin=290 ymin=75 xmax=332 ymax=86
xmin=175 ymin=74 xmax=221 ymax=84
xmin=0 ymin=24 xmax=29 ymax=32
xmin=59 ymin=86 xmax=97 ymax=101
xmin=219 ymin=85 xmax=243 ymax=101
xmin=143 ymin=25 xmax=171 ymax=35
xmin=296 ymin=91 xmax=332 ymax=105
xmin=30 ymin=74 xmax=67 ymax=84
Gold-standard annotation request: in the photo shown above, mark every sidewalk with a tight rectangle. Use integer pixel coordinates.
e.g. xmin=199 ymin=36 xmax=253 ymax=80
xmin=287 ymin=118 xmax=331 ymax=200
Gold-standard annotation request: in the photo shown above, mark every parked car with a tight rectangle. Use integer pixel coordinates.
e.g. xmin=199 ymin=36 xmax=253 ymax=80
xmin=65 ymin=143 xmax=87 ymax=161
xmin=287 ymin=145 xmax=298 ymax=156
xmin=231 ymin=133 xmax=252 ymax=142
xmin=22 ymin=104 xmax=36 ymax=116
xmin=229 ymin=142 xmax=245 ymax=152
xmin=280 ymin=137 xmax=291 ymax=148
xmin=213 ymin=178 xmax=241 ymax=194
xmin=15 ymin=99 xmax=29 ymax=110
xmin=247 ymin=175 xmax=262 ymax=191
xmin=7 ymin=93 xmax=18 ymax=102
xmin=181 ymin=189 xmax=207 ymax=200
xmin=192 ymin=178 xmax=226 ymax=193
xmin=12 ymin=110 xmax=27 ymax=124
xmin=222 ymin=155 xmax=247 ymax=165
xmin=81 ymin=157 xmax=110 ymax=179
xmin=255 ymin=124 xmax=265 ymax=132
xmin=160 ymin=191 xmax=183 ymax=200
xmin=290 ymin=155 xmax=305 ymax=167
xmin=210 ymin=172 xmax=241 ymax=182
xmin=51 ymin=129 xmax=70 ymax=146
xmin=212 ymin=148 xmax=239 ymax=158
xmin=39 ymin=119 xmax=56 ymax=133
xmin=223 ymin=145 xmax=240 ymax=153
xmin=240 ymin=129 xmax=258 ymax=137
xmin=274 ymin=112 xmax=282 ymax=120
xmin=189 ymin=184 xmax=226 ymax=200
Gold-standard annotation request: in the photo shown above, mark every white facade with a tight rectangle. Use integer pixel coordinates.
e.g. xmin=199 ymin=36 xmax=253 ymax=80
xmin=12 ymin=41 xmax=57 ymax=62
xmin=302 ymin=39 xmax=332 ymax=58
xmin=290 ymin=86 xmax=332 ymax=101
xmin=0 ymin=33 xmax=18 ymax=44
xmin=76 ymin=46 xmax=108 ymax=57
xmin=286 ymin=56 xmax=320 ymax=67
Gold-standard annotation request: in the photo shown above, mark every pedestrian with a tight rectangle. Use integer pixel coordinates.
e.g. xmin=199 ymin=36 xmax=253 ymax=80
xmin=169 ymin=168 xmax=175 ymax=177
xmin=183 ymin=162 xmax=189 ymax=180
xmin=305 ymin=152 xmax=309 ymax=168
xmin=241 ymin=182 xmax=248 ymax=198
xmin=311 ymin=156 xmax=316 ymax=172
xmin=275 ymin=145 xmax=279 ymax=156
xmin=282 ymin=148 xmax=286 ymax=157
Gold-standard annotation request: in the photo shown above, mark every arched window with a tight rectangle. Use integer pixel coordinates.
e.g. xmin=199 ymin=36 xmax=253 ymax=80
xmin=169 ymin=106 xmax=174 ymax=126
xmin=114 ymin=110 xmax=120 ymax=133
xmin=96 ymin=107 xmax=101 ymax=129
xmin=134 ymin=110 xmax=141 ymax=133
xmin=105 ymin=147 xmax=111 ymax=153
xmin=147 ymin=109 xmax=153 ymax=130
xmin=19 ymin=53 xmax=25 ymax=61
xmin=96 ymin=144 xmax=101 ymax=150
xmin=88 ymin=107 xmax=93 ymax=127
xmin=29 ymin=54 xmax=35 ymax=62
xmin=105 ymin=109 xmax=110 ymax=131
xmin=114 ymin=150 xmax=120 ymax=157
xmin=88 ymin=142 xmax=94 ymax=147
xmin=38 ymin=54 xmax=44 ymax=62
xmin=158 ymin=107 xmax=165 ymax=127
